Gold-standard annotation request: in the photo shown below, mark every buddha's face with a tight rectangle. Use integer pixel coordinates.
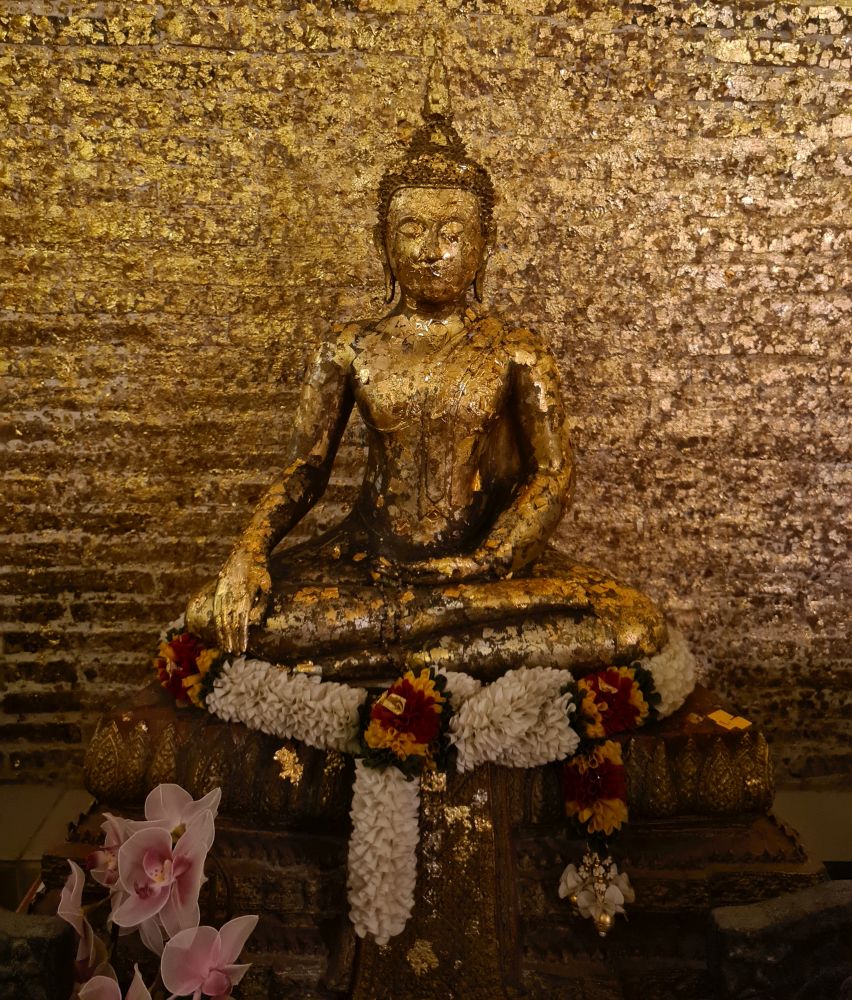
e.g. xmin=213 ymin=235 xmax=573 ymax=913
xmin=385 ymin=187 xmax=486 ymax=307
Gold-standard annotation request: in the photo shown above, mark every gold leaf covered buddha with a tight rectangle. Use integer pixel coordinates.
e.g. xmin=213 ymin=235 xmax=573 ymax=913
xmin=186 ymin=47 xmax=667 ymax=684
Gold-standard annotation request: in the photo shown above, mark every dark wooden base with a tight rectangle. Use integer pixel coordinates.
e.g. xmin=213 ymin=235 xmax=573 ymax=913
xmin=34 ymin=684 xmax=823 ymax=999
xmin=37 ymin=795 xmax=822 ymax=999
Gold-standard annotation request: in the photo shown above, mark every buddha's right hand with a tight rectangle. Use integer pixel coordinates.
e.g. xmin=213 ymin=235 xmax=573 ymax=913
xmin=212 ymin=545 xmax=272 ymax=654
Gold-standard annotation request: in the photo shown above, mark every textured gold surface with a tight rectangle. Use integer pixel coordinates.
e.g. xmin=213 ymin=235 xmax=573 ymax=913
xmin=621 ymin=688 xmax=775 ymax=816
xmin=2 ymin=2 xmax=850 ymax=782
xmin=406 ymin=939 xmax=439 ymax=977
xmin=146 ymin=722 xmax=178 ymax=788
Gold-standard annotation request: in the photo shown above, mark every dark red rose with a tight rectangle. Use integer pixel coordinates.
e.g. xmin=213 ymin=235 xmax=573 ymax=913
xmin=584 ymin=668 xmax=642 ymax=736
xmin=371 ymin=678 xmax=442 ymax=746
xmin=169 ymin=632 xmax=204 ymax=676
xmin=562 ymin=747 xmax=627 ymax=811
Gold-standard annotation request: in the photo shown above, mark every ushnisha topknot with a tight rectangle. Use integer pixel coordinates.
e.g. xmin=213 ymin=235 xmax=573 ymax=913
xmin=377 ymin=44 xmax=496 ymax=242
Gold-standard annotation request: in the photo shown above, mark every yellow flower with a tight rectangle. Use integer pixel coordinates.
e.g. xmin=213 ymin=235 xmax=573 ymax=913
xmin=404 ymin=668 xmax=446 ymax=705
xmin=364 ymin=719 xmax=429 ymax=760
xmin=577 ymin=797 xmax=629 ymax=836
xmin=618 ymin=667 xmax=650 ymax=724
xmin=577 ymin=680 xmax=605 ymax=739
xmin=182 ymin=672 xmax=207 ymax=709
xmin=195 ymin=648 xmax=220 ymax=676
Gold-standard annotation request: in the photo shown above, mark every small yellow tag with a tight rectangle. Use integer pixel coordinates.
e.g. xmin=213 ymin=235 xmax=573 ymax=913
xmin=709 ymin=710 xmax=752 ymax=731
xmin=378 ymin=692 xmax=407 ymax=716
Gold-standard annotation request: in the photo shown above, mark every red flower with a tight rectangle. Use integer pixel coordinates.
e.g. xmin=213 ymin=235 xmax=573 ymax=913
xmin=155 ymin=632 xmax=204 ymax=703
xmin=169 ymin=632 xmax=204 ymax=674
xmin=579 ymin=667 xmax=647 ymax=737
xmin=562 ymin=742 xmax=628 ymax=835
xmin=371 ymin=677 xmax=442 ymax=746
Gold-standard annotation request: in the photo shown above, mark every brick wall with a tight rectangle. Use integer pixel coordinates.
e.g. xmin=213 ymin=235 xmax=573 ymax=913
xmin=1 ymin=1 xmax=849 ymax=785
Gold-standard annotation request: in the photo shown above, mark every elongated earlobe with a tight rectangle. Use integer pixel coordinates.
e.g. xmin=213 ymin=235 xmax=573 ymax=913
xmin=473 ymin=264 xmax=486 ymax=303
xmin=373 ymin=222 xmax=396 ymax=304
xmin=383 ymin=265 xmax=396 ymax=304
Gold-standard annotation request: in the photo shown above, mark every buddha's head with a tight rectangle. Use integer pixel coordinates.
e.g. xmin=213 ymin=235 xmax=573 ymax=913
xmin=375 ymin=49 xmax=495 ymax=308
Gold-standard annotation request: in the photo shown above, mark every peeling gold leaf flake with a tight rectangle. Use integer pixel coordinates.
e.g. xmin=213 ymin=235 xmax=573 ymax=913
xmin=407 ymin=938 xmax=439 ymax=976
xmin=274 ymin=746 xmax=303 ymax=785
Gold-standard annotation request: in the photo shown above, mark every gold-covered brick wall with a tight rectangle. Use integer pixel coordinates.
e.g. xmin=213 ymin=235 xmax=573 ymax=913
xmin=1 ymin=1 xmax=849 ymax=784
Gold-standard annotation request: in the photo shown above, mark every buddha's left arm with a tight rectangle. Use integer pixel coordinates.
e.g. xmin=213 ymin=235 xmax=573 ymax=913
xmin=471 ymin=345 xmax=574 ymax=574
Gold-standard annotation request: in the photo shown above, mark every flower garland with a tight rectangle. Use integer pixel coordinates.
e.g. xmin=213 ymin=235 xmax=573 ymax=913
xmin=206 ymin=656 xmax=366 ymax=753
xmin=450 ymin=666 xmax=579 ymax=771
xmin=347 ymin=762 xmax=420 ymax=945
xmin=152 ymin=623 xmax=697 ymax=941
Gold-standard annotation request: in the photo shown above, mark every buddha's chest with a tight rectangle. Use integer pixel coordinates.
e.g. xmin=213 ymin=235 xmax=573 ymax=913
xmin=351 ymin=339 xmax=510 ymax=437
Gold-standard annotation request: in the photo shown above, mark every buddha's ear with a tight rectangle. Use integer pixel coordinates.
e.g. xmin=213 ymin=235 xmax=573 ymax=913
xmin=473 ymin=241 xmax=492 ymax=304
xmin=373 ymin=222 xmax=396 ymax=304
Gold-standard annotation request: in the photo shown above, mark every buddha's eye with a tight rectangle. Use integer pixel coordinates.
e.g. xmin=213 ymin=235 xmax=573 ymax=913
xmin=440 ymin=222 xmax=465 ymax=241
xmin=397 ymin=220 xmax=425 ymax=238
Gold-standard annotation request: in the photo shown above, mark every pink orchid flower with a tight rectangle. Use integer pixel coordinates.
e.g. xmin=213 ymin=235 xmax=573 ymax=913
xmin=78 ymin=966 xmax=151 ymax=1000
xmin=87 ymin=813 xmax=128 ymax=888
xmin=112 ymin=810 xmax=214 ymax=938
xmin=161 ymin=915 xmax=258 ymax=1000
xmin=127 ymin=784 xmax=221 ymax=841
xmin=58 ymin=860 xmax=98 ymax=970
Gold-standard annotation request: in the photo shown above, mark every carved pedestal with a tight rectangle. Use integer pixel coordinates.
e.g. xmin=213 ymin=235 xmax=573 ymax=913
xmin=38 ymin=684 xmax=824 ymax=999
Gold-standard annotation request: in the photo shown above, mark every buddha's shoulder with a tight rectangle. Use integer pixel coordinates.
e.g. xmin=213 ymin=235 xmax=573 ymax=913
xmin=311 ymin=320 xmax=371 ymax=369
xmin=474 ymin=313 xmax=555 ymax=368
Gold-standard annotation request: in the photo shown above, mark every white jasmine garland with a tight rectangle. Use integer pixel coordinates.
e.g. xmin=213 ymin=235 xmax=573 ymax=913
xmin=639 ymin=627 xmax=697 ymax=718
xmin=347 ymin=762 xmax=420 ymax=945
xmin=436 ymin=669 xmax=482 ymax=710
xmin=449 ymin=666 xmax=579 ymax=771
xmin=206 ymin=657 xmax=365 ymax=752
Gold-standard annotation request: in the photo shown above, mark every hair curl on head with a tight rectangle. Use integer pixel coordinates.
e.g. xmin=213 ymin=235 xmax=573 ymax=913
xmin=377 ymin=114 xmax=496 ymax=243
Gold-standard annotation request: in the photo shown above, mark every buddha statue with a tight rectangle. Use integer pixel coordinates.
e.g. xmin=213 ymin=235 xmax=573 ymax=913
xmin=185 ymin=50 xmax=667 ymax=683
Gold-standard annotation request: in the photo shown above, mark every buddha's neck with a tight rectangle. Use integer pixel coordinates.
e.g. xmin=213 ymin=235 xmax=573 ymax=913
xmin=394 ymin=295 xmax=473 ymax=326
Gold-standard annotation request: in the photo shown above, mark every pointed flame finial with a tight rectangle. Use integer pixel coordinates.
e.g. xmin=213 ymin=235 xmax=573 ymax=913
xmin=423 ymin=38 xmax=452 ymax=119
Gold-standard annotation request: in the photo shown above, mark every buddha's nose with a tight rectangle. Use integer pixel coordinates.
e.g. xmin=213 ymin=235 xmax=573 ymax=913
xmin=420 ymin=230 xmax=444 ymax=263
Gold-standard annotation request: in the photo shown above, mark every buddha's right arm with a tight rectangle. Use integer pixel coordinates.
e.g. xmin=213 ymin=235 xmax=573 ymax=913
xmin=213 ymin=334 xmax=355 ymax=652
